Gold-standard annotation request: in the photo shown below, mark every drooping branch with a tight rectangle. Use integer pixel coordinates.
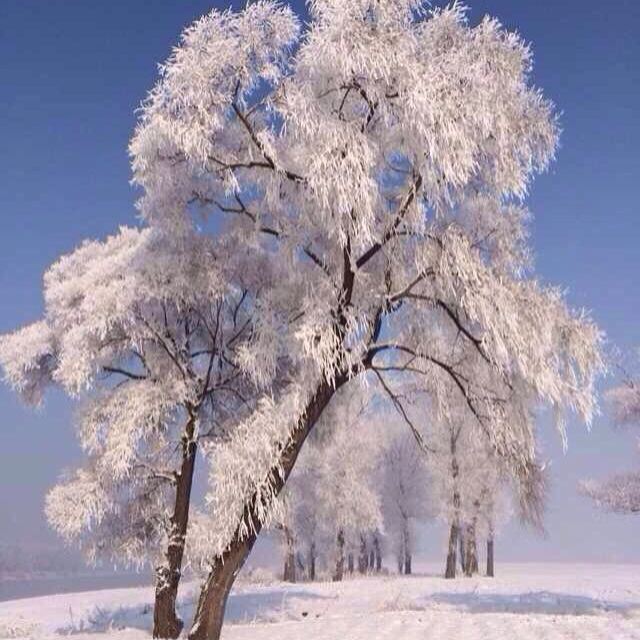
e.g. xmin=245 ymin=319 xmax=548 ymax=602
xmin=372 ymin=367 xmax=435 ymax=455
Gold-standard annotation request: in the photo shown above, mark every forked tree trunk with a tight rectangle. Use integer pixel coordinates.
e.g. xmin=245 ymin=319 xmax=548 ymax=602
xmin=188 ymin=378 xmax=343 ymax=640
xmin=445 ymin=521 xmax=458 ymax=579
xmin=486 ymin=535 xmax=494 ymax=577
xmin=153 ymin=417 xmax=198 ymax=639
xmin=334 ymin=529 xmax=346 ymax=582
xmin=309 ymin=541 xmax=316 ymax=581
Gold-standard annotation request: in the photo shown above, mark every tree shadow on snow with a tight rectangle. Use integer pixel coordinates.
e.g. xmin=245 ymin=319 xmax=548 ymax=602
xmin=56 ymin=586 xmax=332 ymax=635
xmin=427 ymin=590 xmax=638 ymax=617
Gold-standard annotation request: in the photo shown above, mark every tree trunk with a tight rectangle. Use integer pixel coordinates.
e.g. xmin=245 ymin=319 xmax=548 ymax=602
xmin=445 ymin=521 xmax=458 ymax=579
xmin=188 ymin=378 xmax=343 ymax=640
xmin=358 ymin=535 xmax=368 ymax=574
xmin=445 ymin=433 xmax=461 ymax=581
xmin=153 ymin=417 xmax=198 ymax=639
xmin=373 ymin=535 xmax=382 ymax=572
xmin=283 ymin=527 xmax=296 ymax=583
xmin=402 ymin=523 xmax=411 ymax=575
xmin=458 ymin=527 xmax=466 ymax=573
xmin=464 ymin=520 xmax=478 ymax=577
xmin=333 ymin=529 xmax=345 ymax=582
xmin=486 ymin=535 xmax=494 ymax=577
xmin=403 ymin=552 xmax=412 ymax=575
xmin=309 ymin=542 xmax=316 ymax=581
xmin=369 ymin=548 xmax=375 ymax=571
xmin=347 ymin=552 xmax=354 ymax=574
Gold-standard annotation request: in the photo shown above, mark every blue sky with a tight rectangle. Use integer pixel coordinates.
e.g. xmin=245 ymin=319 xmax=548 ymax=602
xmin=0 ymin=0 xmax=639 ymax=563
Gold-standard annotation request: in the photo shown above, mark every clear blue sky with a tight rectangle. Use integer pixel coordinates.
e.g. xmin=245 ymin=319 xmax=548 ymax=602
xmin=0 ymin=0 xmax=639 ymax=563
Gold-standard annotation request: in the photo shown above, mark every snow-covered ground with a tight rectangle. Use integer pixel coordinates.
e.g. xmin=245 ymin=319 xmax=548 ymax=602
xmin=0 ymin=563 xmax=639 ymax=639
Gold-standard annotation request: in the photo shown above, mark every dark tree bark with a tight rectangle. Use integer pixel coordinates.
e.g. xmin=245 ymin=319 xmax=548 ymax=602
xmin=486 ymin=535 xmax=494 ymax=577
xmin=444 ymin=429 xmax=461 ymax=581
xmin=369 ymin=548 xmax=375 ymax=571
xmin=347 ymin=552 xmax=354 ymax=574
xmin=397 ymin=555 xmax=403 ymax=574
xmin=333 ymin=529 xmax=346 ymax=582
xmin=458 ymin=526 xmax=466 ymax=573
xmin=153 ymin=416 xmax=198 ymax=639
xmin=308 ymin=541 xmax=316 ymax=581
xmin=403 ymin=552 xmax=412 ymax=575
xmin=358 ymin=535 xmax=368 ymax=574
xmin=402 ymin=525 xmax=411 ymax=575
xmin=188 ymin=378 xmax=344 ymax=640
xmin=373 ymin=535 xmax=382 ymax=572
xmin=445 ymin=521 xmax=458 ymax=579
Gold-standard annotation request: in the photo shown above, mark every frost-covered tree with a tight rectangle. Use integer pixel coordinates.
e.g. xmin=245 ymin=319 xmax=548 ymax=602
xmin=425 ymin=402 xmax=545 ymax=579
xmin=281 ymin=386 xmax=382 ymax=582
xmin=378 ymin=422 xmax=431 ymax=575
xmin=581 ymin=362 xmax=640 ymax=514
xmin=121 ymin=1 xmax=603 ymax=636
xmin=0 ymin=227 xmax=265 ymax=638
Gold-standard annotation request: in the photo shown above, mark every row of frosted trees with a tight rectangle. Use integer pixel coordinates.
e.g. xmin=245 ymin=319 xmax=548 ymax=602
xmin=270 ymin=387 xmax=540 ymax=584
xmin=0 ymin=2 xmax=607 ymax=640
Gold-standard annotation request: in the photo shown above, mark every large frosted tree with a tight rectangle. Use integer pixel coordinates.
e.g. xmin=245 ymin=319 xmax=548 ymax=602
xmin=127 ymin=2 xmax=604 ymax=637
xmin=0 ymin=228 xmax=267 ymax=638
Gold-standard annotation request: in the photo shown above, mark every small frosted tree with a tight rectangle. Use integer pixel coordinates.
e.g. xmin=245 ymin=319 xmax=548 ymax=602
xmin=0 ymin=228 xmax=264 ymax=638
xmin=378 ymin=421 xmax=431 ymax=575
xmin=581 ymin=362 xmax=640 ymax=514
xmin=420 ymin=378 xmax=547 ymax=579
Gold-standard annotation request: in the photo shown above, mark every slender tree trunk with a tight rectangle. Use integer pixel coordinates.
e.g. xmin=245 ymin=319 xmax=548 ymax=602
xmin=283 ymin=527 xmax=296 ymax=583
xmin=486 ymin=534 xmax=494 ymax=577
xmin=445 ymin=432 xmax=461 ymax=581
xmin=397 ymin=554 xmax=403 ymax=574
xmin=402 ymin=523 xmax=411 ymax=575
xmin=358 ymin=535 xmax=368 ymax=574
xmin=464 ymin=521 xmax=478 ymax=577
xmin=464 ymin=501 xmax=480 ymax=577
xmin=373 ymin=535 xmax=382 ymax=572
xmin=445 ymin=521 xmax=458 ymax=579
xmin=296 ymin=552 xmax=305 ymax=576
xmin=188 ymin=378 xmax=343 ymax=640
xmin=403 ymin=552 xmax=412 ymax=575
xmin=333 ymin=529 xmax=345 ymax=582
xmin=369 ymin=548 xmax=375 ymax=571
xmin=153 ymin=417 xmax=198 ymax=639
xmin=347 ymin=552 xmax=354 ymax=574
xmin=458 ymin=526 xmax=466 ymax=573
xmin=309 ymin=541 xmax=316 ymax=581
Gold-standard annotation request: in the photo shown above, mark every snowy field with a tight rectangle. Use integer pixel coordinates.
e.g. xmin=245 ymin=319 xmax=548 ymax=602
xmin=0 ymin=563 xmax=639 ymax=639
